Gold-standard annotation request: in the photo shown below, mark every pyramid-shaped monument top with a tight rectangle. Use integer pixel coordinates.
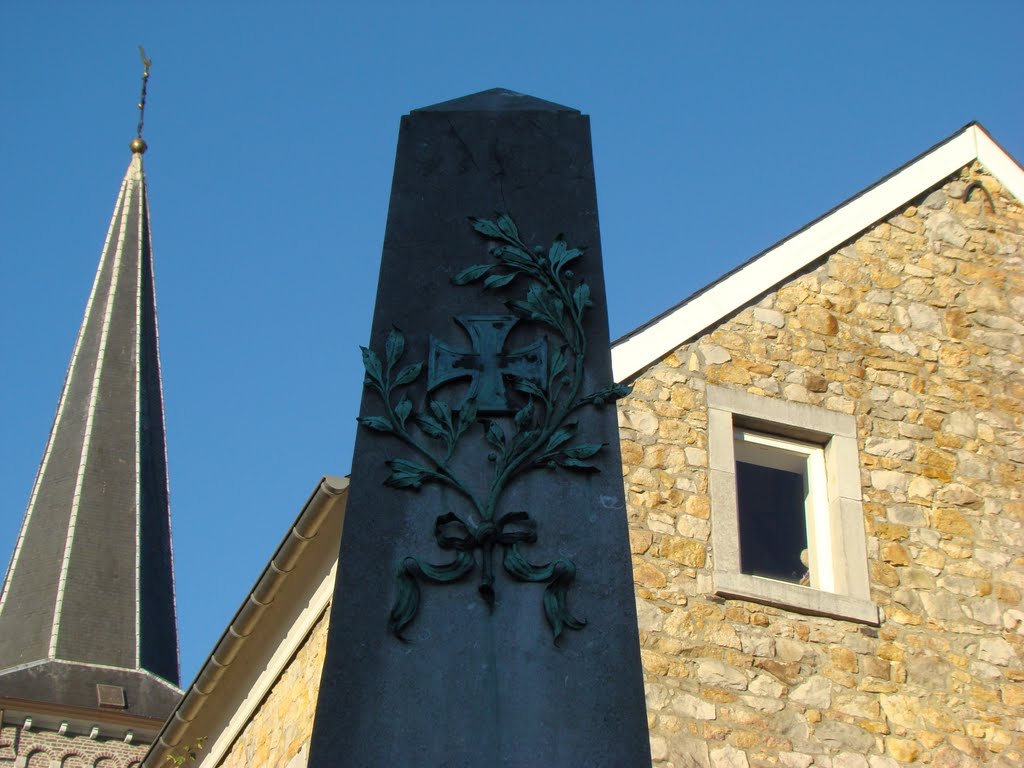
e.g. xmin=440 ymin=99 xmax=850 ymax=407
xmin=415 ymin=87 xmax=579 ymax=113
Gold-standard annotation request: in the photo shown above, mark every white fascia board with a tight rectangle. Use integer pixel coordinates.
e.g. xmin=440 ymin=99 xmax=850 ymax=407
xmin=611 ymin=126 xmax=1017 ymax=382
xmin=198 ymin=560 xmax=337 ymax=768
xmin=974 ymin=125 xmax=1024 ymax=203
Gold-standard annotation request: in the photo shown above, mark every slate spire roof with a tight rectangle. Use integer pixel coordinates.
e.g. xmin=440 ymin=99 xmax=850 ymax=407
xmin=0 ymin=144 xmax=181 ymax=719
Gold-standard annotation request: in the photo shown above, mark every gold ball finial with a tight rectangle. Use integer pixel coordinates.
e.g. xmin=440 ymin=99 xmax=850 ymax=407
xmin=130 ymin=137 xmax=148 ymax=154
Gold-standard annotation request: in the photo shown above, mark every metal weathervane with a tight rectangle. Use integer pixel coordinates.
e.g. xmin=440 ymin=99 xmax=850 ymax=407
xmin=136 ymin=46 xmax=151 ymax=139
xmin=129 ymin=46 xmax=152 ymax=155
xmin=357 ymin=214 xmax=629 ymax=643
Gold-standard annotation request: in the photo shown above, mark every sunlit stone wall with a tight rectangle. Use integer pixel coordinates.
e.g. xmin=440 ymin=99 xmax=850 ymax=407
xmin=620 ymin=165 xmax=1024 ymax=768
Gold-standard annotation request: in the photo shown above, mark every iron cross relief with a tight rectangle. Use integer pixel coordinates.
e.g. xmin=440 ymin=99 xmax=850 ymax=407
xmin=428 ymin=315 xmax=547 ymax=414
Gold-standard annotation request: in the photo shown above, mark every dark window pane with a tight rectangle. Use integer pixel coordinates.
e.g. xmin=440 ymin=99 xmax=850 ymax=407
xmin=736 ymin=460 xmax=809 ymax=584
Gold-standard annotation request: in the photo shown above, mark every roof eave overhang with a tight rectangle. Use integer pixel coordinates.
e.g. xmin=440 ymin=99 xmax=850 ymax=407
xmin=0 ymin=694 xmax=167 ymax=741
xmin=141 ymin=475 xmax=348 ymax=768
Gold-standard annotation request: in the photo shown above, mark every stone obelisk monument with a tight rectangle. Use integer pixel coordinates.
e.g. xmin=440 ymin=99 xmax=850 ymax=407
xmin=308 ymin=89 xmax=651 ymax=767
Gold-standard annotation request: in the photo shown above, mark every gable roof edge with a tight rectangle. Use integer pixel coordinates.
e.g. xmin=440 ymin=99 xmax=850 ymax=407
xmin=975 ymin=124 xmax=1024 ymax=202
xmin=611 ymin=124 xmax=1023 ymax=382
xmin=142 ymin=475 xmax=349 ymax=768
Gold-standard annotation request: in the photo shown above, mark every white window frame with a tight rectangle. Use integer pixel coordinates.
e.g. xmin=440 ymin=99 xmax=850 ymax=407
xmin=733 ymin=428 xmax=832 ymax=591
xmin=708 ymin=385 xmax=878 ymax=624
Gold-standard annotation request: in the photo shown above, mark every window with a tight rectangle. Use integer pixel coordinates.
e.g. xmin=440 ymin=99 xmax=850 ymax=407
xmin=707 ymin=385 xmax=878 ymax=624
xmin=734 ymin=429 xmax=826 ymax=589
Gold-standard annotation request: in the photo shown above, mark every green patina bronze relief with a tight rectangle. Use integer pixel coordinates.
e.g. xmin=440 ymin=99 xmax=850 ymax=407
xmin=358 ymin=214 xmax=629 ymax=643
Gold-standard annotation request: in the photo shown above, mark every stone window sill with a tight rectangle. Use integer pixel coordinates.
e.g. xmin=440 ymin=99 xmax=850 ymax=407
xmin=714 ymin=571 xmax=880 ymax=624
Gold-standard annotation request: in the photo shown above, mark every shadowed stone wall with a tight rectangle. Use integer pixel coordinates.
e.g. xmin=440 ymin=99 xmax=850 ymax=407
xmin=215 ymin=610 xmax=329 ymax=768
xmin=621 ymin=165 xmax=1023 ymax=767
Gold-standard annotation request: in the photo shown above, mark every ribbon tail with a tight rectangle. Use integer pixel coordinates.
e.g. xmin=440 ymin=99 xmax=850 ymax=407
xmin=543 ymin=560 xmax=586 ymax=644
xmin=389 ymin=552 xmax=475 ymax=641
xmin=503 ymin=544 xmax=586 ymax=644
xmin=388 ymin=558 xmax=422 ymax=641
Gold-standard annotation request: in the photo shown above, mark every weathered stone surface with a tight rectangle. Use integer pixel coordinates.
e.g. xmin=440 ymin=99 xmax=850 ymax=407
xmin=710 ymin=744 xmax=750 ymax=768
xmin=780 ymin=752 xmax=815 ymax=768
xmin=925 ymin=211 xmax=970 ymax=248
xmin=931 ymin=745 xmax=979 ymax=768
xmin=634 ymin=559 xmax=669 ymax=588
xmin=880 ymin=333 xmax=919 ymax=355
xmin=834 ymin=753 xmax=870 ymax=768
xmin=617 ymin=167 xmax=1024 ymax=768
xmin=672 ymin=737 xmax=712 ymax=768
xmin=884 ymin=737 xmax=920 ymax=763
xmin=880 ymin=693 xmax=921 ymax=728
xmin=630 ymin=528 xmax=654 ymax=554
xmin=791 ymin=676 xmax=833 ymax=709
xmin=624 ymin=408 xmax=660 ymax=435
xmin=936 ymin=483 xmax=981 ymax=507
xmin=797 ymin=305 xmax=840 ymax=335
xmin=865 ymin=438 xmax=915 ymax=459
xmin=649 ymin=735 xmax=670 ymax=763
xmin=701 ymin=344 xmax=733 ymax=364
xmin=833 ymin=692 xmax=880 ymax=720
xmin=908 ymin=302 xmax=943 ymax=333
xmin=754 ymin=307 xmax=786 ymax=327
xmin=757 ymin=658 xmax=804 ymax=686
xmin=663 ymin=536 xmax=707 ymax=567
xmin=932 ymin=507 xmax=973 ymax=535
xmin=871 ymin=470 xmax=909 ymax=494
xmin=978 ymin=637 xmax=1015 ymax=666
xmin=905 ymin=655 xmax=949 ymax=689
xmin=672 ymin=692 xmax=717 ymax=719
xmin=816 ymin=720 xmax=876 ymax=751
xmin=697 ymin=660 xmax=749 ymax=690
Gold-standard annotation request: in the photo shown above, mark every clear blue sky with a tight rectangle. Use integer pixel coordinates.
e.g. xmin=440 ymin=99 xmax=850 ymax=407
xmin=2 ymin=2 xmax=1022 ymax=686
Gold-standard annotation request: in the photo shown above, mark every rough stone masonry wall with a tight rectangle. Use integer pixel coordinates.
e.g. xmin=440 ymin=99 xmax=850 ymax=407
xmin=0 ymin=722 xmax=148 ymax=767
xmin=215 ymin=609 xmax=329 ymax=768
xmin=619 ymin=165 xmax=1024 ymax=768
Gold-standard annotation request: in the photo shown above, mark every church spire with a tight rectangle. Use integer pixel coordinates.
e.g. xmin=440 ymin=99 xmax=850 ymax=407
xmin=0 ymin=55 xmax=180 ymax=721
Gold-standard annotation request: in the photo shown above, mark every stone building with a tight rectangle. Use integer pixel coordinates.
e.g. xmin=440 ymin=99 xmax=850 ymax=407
xmin=0 ymin=136 xmax=182 ymax=767
xmin=612 ymin=123 xmax=1024 ymax=767
xmin=143 ymin=122 xmax=1023 ymax=767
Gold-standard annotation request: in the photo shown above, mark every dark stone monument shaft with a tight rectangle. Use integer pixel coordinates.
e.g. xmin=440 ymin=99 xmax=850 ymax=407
xmin=309 ymin=89 xmax=651 ymax=767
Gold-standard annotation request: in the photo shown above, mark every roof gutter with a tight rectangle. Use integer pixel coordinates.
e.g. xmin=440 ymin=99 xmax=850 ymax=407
xmin=142 ymin=475 xmax=348 ymax=767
